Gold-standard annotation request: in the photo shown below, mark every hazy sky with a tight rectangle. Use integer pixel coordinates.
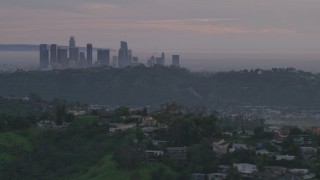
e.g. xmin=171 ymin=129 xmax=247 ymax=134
xmin=1 ymin=0 xmax=320 ymax=52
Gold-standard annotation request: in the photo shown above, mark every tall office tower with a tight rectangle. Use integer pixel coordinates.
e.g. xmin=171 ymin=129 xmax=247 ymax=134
xmin=87 ymin=43 xmax=93 ymax=66
xmin=97 ymin=49 xmax=110 ymax=66
xmin=147 ymin=55 xmax=155 ymax=66
xmin=57 ymin=47 xmax=68 ymax=68
xmin=69 ymin=47 xmax=79 ymax=66
xmin=161 ymin=52 xmax=165 ymax=65
xmin=69 ymin=36 xmax=76 ymax=48
xmin=50 ymin=44 xmax=57 ymax=64
xmin=132 ymin=57 xmax=139 ymax=67
xmin=79 ymin=52 xmax=86 ymax=68
xmin=68 ymin=36 xmax=77 ymax=66
xmin=128 ymin=49 xmax=132 ymax=66
xmin=156 ymin=57 xmax=162 ymax=65
xmin=39 ymin=44 xmax=49 ymax=69
xmin=118 ymin=41 xmax=129 ymax=68
xmin=112 ymin=56 xmax=118 ymax=67
xmin=172 ymin=55 xmax=180 ymax=67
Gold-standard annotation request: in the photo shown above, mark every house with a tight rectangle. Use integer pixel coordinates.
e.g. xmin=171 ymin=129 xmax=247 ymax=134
xmin=312 ymin=127 xmax=320 ymax=135
xmin=145 ymin=150 xmax=164 ymax=160
xmin=300 ymin=147 xmax=317 ymax=160
xmin=22 ymin=97 xmax=30 ymax=102
xmin=109 ymin=123 xmax=135 ymax=133
xmin=151 ymin=140 xmax=168 ymax=146
xmin=303 ymin=173 xmax=316 ymax=179
xmin=141 ymin=116 xmax=157 ymax=126
xmin=37 ymin=120 xmax=57 ymax=129
xmin=213 ymin=139 xmax=230 ymax=155
xmin=222 ymin=131 xmax=233 ymax=137
xmin=67 ymin=110 xmax=86 ymax=116
xmin=279 ymin=173 xmax=302 ymax=180
xmin=266 ymin=166 xmax=287 ymax=176
xmin=217 ymin=165 xmax=231 ymax=174
xmin=229 ymin=143 xmax=248 ymax=153
xmin=233 ymin=163 xmax=257 ymax=178
xmin=276 ymin=155 xmax=295 ymax=161
xmin=109 ymin=124 xmax=121 ymax=133
xmin=167 ymin=146 xmax=187 ymax=160
xmin=207 ymin=173 xmax=227 ymax=180
xmin=292 ymin=135 xmax=312 ymax=145
xmin=288 ymin=169 xmax=309 ymax=176
xmin=142 ymin=126 xmax=158 ymax=133
xmin=273 ymin=129 xmax=289 ymax=143
xmin=256 ymin=149 xmax=270 ymax=156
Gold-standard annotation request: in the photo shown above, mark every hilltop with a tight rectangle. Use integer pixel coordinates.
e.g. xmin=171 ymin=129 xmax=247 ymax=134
xmin=0 ymin=66 xmax=319 ymax=107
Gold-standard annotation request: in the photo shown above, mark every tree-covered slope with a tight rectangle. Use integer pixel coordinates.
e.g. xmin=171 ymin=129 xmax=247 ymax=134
xmin=0 ymin=66 xmax=320 ymax=107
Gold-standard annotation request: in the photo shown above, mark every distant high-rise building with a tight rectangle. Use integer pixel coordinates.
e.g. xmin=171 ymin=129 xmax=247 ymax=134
xmin=68 ymin=36 xmax=78 ymax=66
xmin=172 ymin=55 xmax=180 ymax=67
xmin=118 ymin=41 xmax=129 ymax=68
xmin=97 ymin=49 xmax=110 ymax=66
xmin=57 ymin=47 xmax=68 ymax=68
xmin=161 ymin=52 xmax=165 ymax=65
xmin=69 ymin=47 xmax=79 ymax=65
xmin=155 ymin=52 xmax=165 ymax=66
xmin=156 ymin=57 xmax=163 ymax=65
xmin=87 ymin=43 xmax=93 ymax=66
xmin=132 ymin=57 xmax=140 ymax=67
xmin=79 ymin=52 xmax=86 ymax=68
xmin=112 ymin=56 xmax=118 ymax=67
xmin=128 ymin=49 xmax=132 ymax=66
xmin=39 ymin=44 xmax=49 ymax=69
xmin=69 ymin=36 xmax=75 ymax=48
xmin=147 ymin=55 xmax=155 ymax=66
xmin=50 ymin=44 xmax=57 ymax=64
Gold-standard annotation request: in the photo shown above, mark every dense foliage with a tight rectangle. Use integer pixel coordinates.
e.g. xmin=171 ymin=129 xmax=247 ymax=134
xmin=0 ymin=66 xmax=320 ymax=107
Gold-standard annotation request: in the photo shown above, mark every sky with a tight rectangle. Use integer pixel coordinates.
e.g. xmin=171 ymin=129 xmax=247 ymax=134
xmin=0 ymin=0 xmax=320 ymax=53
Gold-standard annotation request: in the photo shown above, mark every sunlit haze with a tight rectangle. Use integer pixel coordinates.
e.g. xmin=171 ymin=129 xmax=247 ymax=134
xmin=1 ymin=0 xmax=320 ymax=53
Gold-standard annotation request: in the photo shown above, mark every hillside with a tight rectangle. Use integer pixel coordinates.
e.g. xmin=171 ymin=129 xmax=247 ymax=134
xmin=0 ymin=66 xmax=319 ymax=107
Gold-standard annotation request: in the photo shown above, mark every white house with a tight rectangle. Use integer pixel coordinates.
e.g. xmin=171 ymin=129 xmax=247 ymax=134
xmin=109 ymin=123 xmax=135 ymax=133
xmin=276 ymin=155 xmax=295 ymax=161
xmin=229 ymin=143 xmax=248 ymax=153
xmin=233 ymin=163 xmax=257 ymax=178
xmin=256 ymin=149 xmax=270 ymax=156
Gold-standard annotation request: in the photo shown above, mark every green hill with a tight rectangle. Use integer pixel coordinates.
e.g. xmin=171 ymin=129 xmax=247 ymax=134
xmin=0 ymin=66 xmax=319 ymax=107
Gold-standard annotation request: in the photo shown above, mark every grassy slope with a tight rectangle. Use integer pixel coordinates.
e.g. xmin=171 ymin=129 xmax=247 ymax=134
xmin=0 ymin=114 xmax=176 ymax=180
xmin=0 ymin=128 xmax=40 ymax=163
xmin=75 ymin=155 xmax=175 ymax=180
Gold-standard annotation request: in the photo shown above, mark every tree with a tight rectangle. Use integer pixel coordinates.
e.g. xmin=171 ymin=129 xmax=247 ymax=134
xmin=56 ymin=103 xmax=66 ymax=125
xmin=254 ymin=126 xmax=265 ymax=138
xmin=115 ymin=106 xmax=130 ymax=116
xmin=136 ymin=128 xmax=144 ymax=141
xmin=28 ymin=92 xmax=42 ymax=103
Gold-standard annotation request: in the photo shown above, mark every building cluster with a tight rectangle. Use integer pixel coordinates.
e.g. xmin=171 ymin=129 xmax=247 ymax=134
xmin=39 ymin=36 xmax=180 ymax=69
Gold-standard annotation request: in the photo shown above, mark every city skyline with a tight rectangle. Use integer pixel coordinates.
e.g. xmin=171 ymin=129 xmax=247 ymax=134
xmin=39 ymin=36 xmax=180 ymax=69
xmin=1 ymin=0 xmax=320 ymax=53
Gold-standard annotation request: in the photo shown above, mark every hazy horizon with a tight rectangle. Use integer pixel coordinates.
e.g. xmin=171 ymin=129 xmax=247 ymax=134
xmin=1 ymin=0 xmax=320 ymax=53
xmin=1 ymin=50 xmax=320 ymax=73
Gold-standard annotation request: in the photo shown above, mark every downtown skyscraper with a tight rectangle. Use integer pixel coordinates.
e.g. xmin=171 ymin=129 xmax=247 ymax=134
xmin=39 ymin=44 xmax=49 ymax=69
xmin=69 ymin=36 xmax=79 ymax=67
xmin=97 ymin=49 xmax=110 ymax=66
xmin=87 ymin=43 xmax=93 ymax=66
xmin=118 ymin=41 xmax=131 ymax=68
